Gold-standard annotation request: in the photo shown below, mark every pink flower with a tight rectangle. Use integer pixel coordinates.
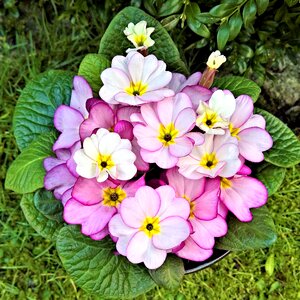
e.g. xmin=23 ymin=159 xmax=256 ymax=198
xmin=109 ymin=185 xmax=190 ymax=269
xmin=133 ymin=93 xmax=203 ymax=169
xmin=228 ymin=95 xmax=273 ymax=162
xmin=63 ymin=176 xmax=145 ymax=240
xmin=219 ymin=174 xmax=268 ymax=222
xmin=167 ymin=72 xmax=202 ymax=93
xmin=99 ymin=52 xmax=174 ymax=105
xmin=166 ymin=168 xmax=227 ymax=261
xmin=177 ymin=133 xmax=241 ymax=179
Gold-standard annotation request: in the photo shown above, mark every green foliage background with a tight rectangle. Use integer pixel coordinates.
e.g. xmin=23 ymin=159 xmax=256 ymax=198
xmin=0 ymin=0 xmax=299 ymax=299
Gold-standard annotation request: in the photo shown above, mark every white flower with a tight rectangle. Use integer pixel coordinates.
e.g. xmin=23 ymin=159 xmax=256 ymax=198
xmin=196 ymin=90 xmax=236 ymax=135
xmin=124 ymin=21 xmax=155 ymax=52
xmin=73 ymin=128 xmax=137 ymax=182
xmin=99 ymin=51 xmax=174 ymax=105
xmin=206 ymin=50 xmax=226 ymax=69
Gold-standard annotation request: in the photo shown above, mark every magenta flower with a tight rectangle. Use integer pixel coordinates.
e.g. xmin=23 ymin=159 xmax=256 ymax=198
xmin=99 ymin=52 xmax=174 ymax=105
xmin=109 ymin=185 xmax=190 ymax=269
xmin=133 ymin=93 xmax=203 ymax=169
xmin=228 ymin=95 xmax=273 ymax=162
xmin=166 ymin=168 xmax=227 ymax=261
xmin=53 ymin=76 xmax=93 ymax=151
xmin=177 ymin=133 xmax=241 ymax=179
xmin=63 ymin=176 xmax=145 ymax=240
xmin=44 ymin=142 xmax=80 ymax=201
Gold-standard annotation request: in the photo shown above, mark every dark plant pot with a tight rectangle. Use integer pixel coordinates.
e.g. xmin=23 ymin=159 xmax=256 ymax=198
xmin=184 ymin=250 xmax=230 ymax=274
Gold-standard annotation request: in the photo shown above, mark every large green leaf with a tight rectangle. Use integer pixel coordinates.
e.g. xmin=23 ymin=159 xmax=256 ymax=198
xmin=256 ymin=108 xmax=300 ymax=167
xmin=21 ymin=193 xmax=63 ymax=240
xmin=213 ymin=75 xmax=261 ymax=102
xmin=149 ymin=255 xmax=184 ymax=290
xmin=56 ymin=226 xmax=156 ymax=298
xmin=254 ymin=163 xmax=286 ymax=196
xmin=98 ymin=6 xmax=189 ymax=74
xmin=215 ymin=206 xmax=277 ymax=251
xmin=34 ymin=189 xmax=63 ymax=223
xmin=13 ymin=70 xmax=74 ymax=150
xmin=78 ymin=53 xmax=110 ymax=94
xmin=5 ymin=132 xmax=56 ymax=194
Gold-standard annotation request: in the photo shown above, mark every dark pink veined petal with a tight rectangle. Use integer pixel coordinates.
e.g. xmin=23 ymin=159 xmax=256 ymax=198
xmin=90 ymin=226 xmax=109 ymax=240
xmin=114 ymin=120 xmax=134 ymax=140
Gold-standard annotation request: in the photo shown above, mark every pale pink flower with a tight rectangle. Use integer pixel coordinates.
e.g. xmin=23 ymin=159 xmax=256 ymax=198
xmin=109 ymin=185 xmax=190 ymax=269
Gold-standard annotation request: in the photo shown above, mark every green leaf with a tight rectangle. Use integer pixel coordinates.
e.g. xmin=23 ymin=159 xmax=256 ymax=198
xmin=215 ymin=206 xmax=277 ymax=251
xmin=284 ymin=0 xmax=298 ymax=7
xmin=254 ymin=163 xmax=286 ymax=196
xmin=195 ymin=13 xmax=220 ymax=24
xmin=255 ymin=108 xmax=300 ymax=167
xmin=255 ymin=0 xmax=269 ymax=15
xmin=21 ymin=193 xmax=63 ymax=240
xmin=186 ymin=3 xmax=210 ymax=38
xmin=161 ymin=14 xmax=180 ymax=31
xmin=149 ymin=255 xmax=184 ymax=290
xmin=13 ymin=70 xmax=74 ymax=151
xmin=157 ymin=0 xmax=183 ymax=17
xmin=99 ymin=7 xmax=188 ymax=74
xmin=209 ymin=4 xmax=236 ymax=18
xmin=5 ymin=132 xmax=56 ymax=194
xmin=242 ymin=0 xmax=257 ymax=30
xmin=78 ymin=54 xmax=110 ymax=94
xmin=56 ymin=226 xmax=156 ymax=298
xmin=213 ymin=76 xmax=261 ymax=101
xmin=34 ymin=189 xmax=63 ymax=223
xmin=217 ymin=21 xmax=230 ymax=50
xmin=228 ymin=11 xmax=243 ymax=41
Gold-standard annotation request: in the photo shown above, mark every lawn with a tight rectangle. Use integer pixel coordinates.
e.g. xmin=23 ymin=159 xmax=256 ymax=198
xmin=0 ymin=1 xmax=299 ymax=299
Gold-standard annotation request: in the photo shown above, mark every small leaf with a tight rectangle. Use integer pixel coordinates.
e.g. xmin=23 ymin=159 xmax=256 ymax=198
xmin=21 ymin=193 xmax=63 ymax=240
xmin=254 ymin=163 xmax=286 ymax=196
xmin=99 ymin=7 xmax=188 ymax=74
xmin=34 ymin=189 xmax=63 ymax=223
xmin=149 ymin=255 xmax=184 ymax=290
xmin=78 ymin=54 xmax=110 ymax=94
xmin=5 ymin=132 xmax=56 ymax=194
xmin=228 ymin=11 xmax=243 ymax=41
xmin=209 ymin=4 xmax=236 ymax=18
xmin=161 ymin=14 xmax=180 ymax=31
xmin=195 ymin=13 xmax=220 ymax=24
xmin=242 ymin=0 xmax=257 ymax=30
xmin=186 ymin=3 xmax=211 ymax=38
xmin=215 ymin=206 xmax=277 ymax=251
xmin=265 ymin=253 xmax=275 ymax=276
xmin=255 ymin=0 xmax=269 ymax=15
xmin=143 ymin=0 xmax=157 ymax=15
xmin=284 ymin=0 xmax=298 ymax=7
xmin=213 ymin=75 xmax=261 ymax=101
xmin=157 ymin=0 xmax=183 ymax=17
xmin=56 ymin=226 xmax=156 ymax=298
xmin=217 ymin=21 xmax=230 ymax=50
xmin=13 ymin=70 xmax=73 ymax=150
xmin=255 ymin=109 xmax=300 ymax=168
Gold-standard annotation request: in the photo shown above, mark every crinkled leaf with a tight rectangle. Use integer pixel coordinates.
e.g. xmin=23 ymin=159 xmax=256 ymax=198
xmin=255 ymin=108 xmax=300 ymax=167
xmin=99 ymin=6 xmax=189 ymax=74
xmin=215 ymin=206 xmax=277 ymax=251
xmin=157 ymin=0 xmax=183 ymax=17
xmin=256 ymin=0 xmax=269 ymax=15
xmin=34 ymin=189 xmax=63 ymax=223
xmin=161 ymin=14 xmax=180 ymax=31
xmin=78 ymin=53 xmax=110 ymax=94
xmin=217 ymin=21 xmax=230 ymax=50
xmin=56 ymin=226 xmax=156 ymax=298
xmin=5 ymin=132 xmax=56 ymax=194
xmin=213 ymin=75 xmax=261 ymax=101
xmin=13 ymin=70 xmax=74 ymax=150
xmin=21 ymin=193 xmax=63 ymax=240
xmin=149 ymin=255 xmax=184 ymax=290
xmin=254 ymin=163 xmax=286 ymax=196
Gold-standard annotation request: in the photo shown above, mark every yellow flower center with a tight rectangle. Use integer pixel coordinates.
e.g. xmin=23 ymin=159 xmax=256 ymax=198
xmin=220 ymin=177 xmax=232 ymax=189
xmin=140 ymin=216 xmax=160 ymax=238
xmin=157 ymin=123 xmax=179 ymax=146
xmin=134 ymin=34 xmax=147 ymax=46
xmin=102 ymin=186 xmax=127 ymax=207
xmin=229 ymin=123 xmax=240 ymax=139
xmin=125 ymin=81 xmax=148 ymax=96
xmin=96 ymin=154 xmax=115 ymax=171
xmin=199 ymin=152 xmax=218 ymax=169
xmin=197 ymin=108 xmax=223 ymax=128
xmin=183 ymin=195 xmax=195 ymax=219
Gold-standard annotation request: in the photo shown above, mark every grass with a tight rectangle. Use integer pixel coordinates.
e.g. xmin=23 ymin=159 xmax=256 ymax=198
xmin=0 ymin=1 xmax=299 ymax=299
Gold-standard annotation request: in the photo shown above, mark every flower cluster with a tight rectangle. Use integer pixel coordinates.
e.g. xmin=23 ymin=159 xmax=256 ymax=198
xmin=44 ymin=21 xmax=272 ymax=269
